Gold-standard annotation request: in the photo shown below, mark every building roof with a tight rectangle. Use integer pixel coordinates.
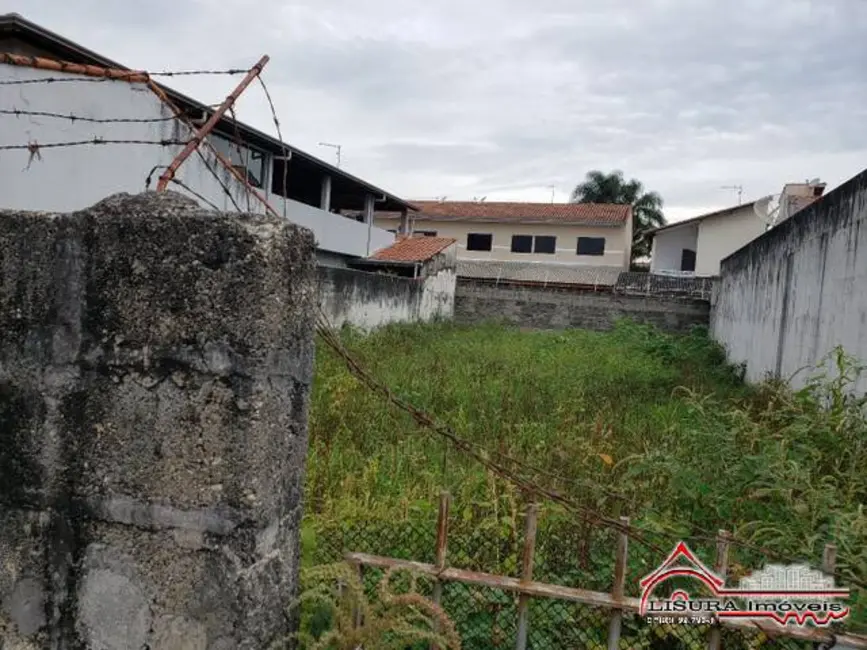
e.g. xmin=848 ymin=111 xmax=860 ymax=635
xmin=370 ymin=236 xmax=456 ymax=262
xmin=0 ymin=12 xmax=416 ymax=213
xmin=377 ymin=200 xmax=630 ymax=226
xmin=457 ymin=260 xmax=622 ymax=286
xmin=648 ymin=200 xmax=758 ymax=236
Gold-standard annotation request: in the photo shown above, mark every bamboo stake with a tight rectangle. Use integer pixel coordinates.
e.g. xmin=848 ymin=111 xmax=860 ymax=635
xmin=430 ymin=492 xmax=451 ymax=650
xmin=607 ymin=516 xmax=630 ymax=650
xmin=515 ymin=503 xmax=539 ymax=650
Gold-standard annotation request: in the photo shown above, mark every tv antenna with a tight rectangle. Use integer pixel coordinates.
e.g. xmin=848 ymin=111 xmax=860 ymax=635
xmin=753 ymin=193 xmax=782 ymax=230
xmin=548 ymin=184 xmax=557 ymax=204
xmin=318 ymin=142 xmax=342 ymax=168
xmin=721 ymin=185 xmax=744 ymax=205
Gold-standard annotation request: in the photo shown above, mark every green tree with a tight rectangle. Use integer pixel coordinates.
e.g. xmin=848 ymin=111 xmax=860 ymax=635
xmin=570 ymin=170 xmax=666 ymax=264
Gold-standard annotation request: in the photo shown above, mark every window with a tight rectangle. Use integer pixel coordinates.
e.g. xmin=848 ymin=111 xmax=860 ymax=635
xmin=577 ymin=237 xmax=605 ymax=256
xmin=212 ymin=134 xmax=266 ymax=189
xmin=414 ymin=230 xmax=437 ymax=237
xmin=680 ymin=249 xmax=696 ymax=272
xmin=511 ymin=235 xmax=533 ymax=253
xmin=534 ymin=236 xmax=556 ymax=254
xmin=466 ymin=233 xmax=493 ymax=251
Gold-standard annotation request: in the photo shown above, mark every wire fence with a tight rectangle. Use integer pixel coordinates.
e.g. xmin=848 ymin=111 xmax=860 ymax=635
xmin=302 ymin=498 xmax=838 ymax=650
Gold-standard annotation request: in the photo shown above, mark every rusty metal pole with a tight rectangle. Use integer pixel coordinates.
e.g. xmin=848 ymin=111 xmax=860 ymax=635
xmin=607 ymin=516 xmax=630 ymax=650
xmin=708 ymin=530 xmax=730 ymax=650
xmin=515 ymin=503 xmax=539 ymax=650
xmin=156 ymin=55 xmax=269 ymax=191
xmin=430 ymin=492 xmax=451 ymax=650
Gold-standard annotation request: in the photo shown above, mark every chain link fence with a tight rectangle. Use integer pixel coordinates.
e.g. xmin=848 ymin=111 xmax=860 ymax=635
xmin=304 ymin=510 xmax=827 ymax=650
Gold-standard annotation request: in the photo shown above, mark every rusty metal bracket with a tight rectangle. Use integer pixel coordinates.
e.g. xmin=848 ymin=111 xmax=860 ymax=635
xmin=156 ymin=55 xmax=269 ymax=191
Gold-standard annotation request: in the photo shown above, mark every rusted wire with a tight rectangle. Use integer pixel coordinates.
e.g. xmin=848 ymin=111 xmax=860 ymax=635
xmin=0 ymin=69 xmax=249 ymax=86
xmin=168 ymin=177 xmax=222 ymax=211
xmin=257 ymin=75 xmax=289 ymax=214
xmin=0 ymin=108 xmax=177 ymax=124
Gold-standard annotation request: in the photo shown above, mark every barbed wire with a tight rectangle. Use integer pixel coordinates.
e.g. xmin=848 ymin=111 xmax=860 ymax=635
xmin=0 ymin=68 xmax=247 ymax=86
xmin=0 ymin=108 xmax=177 ymax=124
xmin=257 ymin=75 xmax=289 ymax=215
xmin=0 ymin=137 xmax=187 ymax=151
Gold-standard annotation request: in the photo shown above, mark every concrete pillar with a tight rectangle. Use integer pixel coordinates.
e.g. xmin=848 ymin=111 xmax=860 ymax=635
xmin=398 ymin=209 xmax=409 ymax=236
xmin=0 ymin=191 xmax=317 ymax=649
xmin=320 ymin=174 xmax=332 ymax=212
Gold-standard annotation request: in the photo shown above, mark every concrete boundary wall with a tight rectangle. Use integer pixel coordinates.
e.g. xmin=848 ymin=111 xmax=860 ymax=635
xmin=455 ymin=281 xmax=709 ymax=332
xmin=318 ymin=264 xmax=456 ymax=331
xmin=0 ymin=192 xmax=317 ymax=648
xmin=711 ymin=169 xmax=867 ymax=392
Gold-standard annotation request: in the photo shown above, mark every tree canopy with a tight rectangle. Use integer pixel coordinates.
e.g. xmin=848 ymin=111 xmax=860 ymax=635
xmin=570 ymin=170 xmax=666 ymax=263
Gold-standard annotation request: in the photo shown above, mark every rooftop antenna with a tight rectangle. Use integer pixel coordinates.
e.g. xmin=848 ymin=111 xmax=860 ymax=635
xmin=548 ymin=184 xmax=556 ymax=204
xmin=753 ymin=193 xmax=782 ymax=230
xmin=318 ymin=141 xmax=342 ymax=168
xmin=721 ymin=185 xmax=744 ymax=205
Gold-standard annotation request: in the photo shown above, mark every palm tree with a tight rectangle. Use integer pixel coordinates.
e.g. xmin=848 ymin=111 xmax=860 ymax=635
xmin=570 ymin=170 xmax=666 ymax=264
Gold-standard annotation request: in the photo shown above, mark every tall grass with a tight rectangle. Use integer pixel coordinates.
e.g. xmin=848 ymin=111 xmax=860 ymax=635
xmin=305 ymin=320 xmax=867 ymax=629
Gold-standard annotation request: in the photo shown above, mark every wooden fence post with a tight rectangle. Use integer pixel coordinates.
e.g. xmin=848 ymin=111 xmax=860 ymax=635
xmin=708 ymin=530 xmax=730 ymax=650
xmin=430 ymin=491 xmax=451 ymax=650
xmin=515 ymin=503 xmax=539 ymax=650
xmin=607 ymin=516 xmax=630 ymax=650
xmin=822 ymin=543 xmax=837 ymax=578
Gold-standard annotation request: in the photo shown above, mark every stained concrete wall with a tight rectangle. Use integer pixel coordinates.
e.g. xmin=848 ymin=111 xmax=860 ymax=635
xmin=0 ymin=192 xmax=316 ymax=648
xmin=711 ymin=169 xmax=867 ymax=392
xmin=317 ymin=264 xmax=456 ymax=331
xmin=454 ymin=281 xmax=709 ymax=332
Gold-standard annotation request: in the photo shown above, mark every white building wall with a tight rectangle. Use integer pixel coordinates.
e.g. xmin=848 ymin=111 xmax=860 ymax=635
xmin=711 ymin=170 xmax=867 ymax=394
xmin=694 ymin=206 xmax=768 ymax=276
xmin=0 ymin=63 xmax=394 ymax=259
xmin=650 ymin=223 xmax=698 ymax=273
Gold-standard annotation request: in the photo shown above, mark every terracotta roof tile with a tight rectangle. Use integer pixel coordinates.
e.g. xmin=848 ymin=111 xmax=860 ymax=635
xmin=378 ymin=201 xmax=630 ymax=226
xmin=371 ymin=236 xmax=456 ymax=262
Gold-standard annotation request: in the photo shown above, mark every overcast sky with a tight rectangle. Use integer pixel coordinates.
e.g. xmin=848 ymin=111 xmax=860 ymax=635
xmin=6 ymin=0 xmax=867 ymax=221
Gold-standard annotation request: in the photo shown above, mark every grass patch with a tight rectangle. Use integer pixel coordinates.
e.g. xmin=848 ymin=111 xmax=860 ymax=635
xmin=304 ymin=319 xmax=867 ymax=633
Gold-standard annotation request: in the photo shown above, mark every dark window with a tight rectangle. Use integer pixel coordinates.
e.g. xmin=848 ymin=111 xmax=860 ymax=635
xmin=466 ymin=233 xmax=493 ymax=251
xmin=534 ymin=236 xmax=556 ymax=254
xmin=680 ymin=248 xmax=696 ymax=272
xmin=577 ymin=237 xmax=605 ymax=256
xmin=511 ymin=235 xmax=533 ymax=253
xmin=415 ymin=230 xmax=437 ymax=237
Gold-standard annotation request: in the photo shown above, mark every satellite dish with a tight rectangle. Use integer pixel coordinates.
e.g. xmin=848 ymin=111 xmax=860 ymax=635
xmin=754 ymin=193 xmax=782 ymax=229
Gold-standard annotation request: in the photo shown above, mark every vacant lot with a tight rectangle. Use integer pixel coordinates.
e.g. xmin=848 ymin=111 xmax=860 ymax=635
xmin=303 ymin=320 xmax=866 ymax=633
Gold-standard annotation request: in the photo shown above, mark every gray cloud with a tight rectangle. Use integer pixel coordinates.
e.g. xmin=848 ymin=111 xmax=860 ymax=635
xmin=4 ymin=0 xmax=867 ymax=219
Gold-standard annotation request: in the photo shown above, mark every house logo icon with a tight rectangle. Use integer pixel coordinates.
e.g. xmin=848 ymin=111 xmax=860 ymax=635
xmin=639 ymin=542 xmax=850 ymax=627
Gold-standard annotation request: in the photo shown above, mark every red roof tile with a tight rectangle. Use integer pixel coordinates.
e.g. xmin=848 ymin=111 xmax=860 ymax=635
xmin=379 ymin=201 xmax=630 ymax=225
xmin=371 ymin=236 xmax=456 ymax=262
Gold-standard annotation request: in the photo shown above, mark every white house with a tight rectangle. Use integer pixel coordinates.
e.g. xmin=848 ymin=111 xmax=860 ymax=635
xmin=0 ymin=13 xmax=414 ymax=266
xmin=649 ymin=180 xmax=826 ymax=277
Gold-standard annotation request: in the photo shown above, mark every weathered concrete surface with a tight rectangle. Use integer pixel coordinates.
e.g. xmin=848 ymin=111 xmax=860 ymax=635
xmin=0 ymin=192 xmax=316 ymax=648
xmin=711 ymin=169 xmax=867 ymax=392
xmin=454 ymin=281 xmax=709 ymax=332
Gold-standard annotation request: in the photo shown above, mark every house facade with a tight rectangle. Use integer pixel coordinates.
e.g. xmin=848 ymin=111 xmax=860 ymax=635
xmin=374 ymin=201 xmax=633 ymax=270
xmin=0 ymin=13 xmax=411 ymax=265
xmin=649 ymin=180 xmax=825 ymax=277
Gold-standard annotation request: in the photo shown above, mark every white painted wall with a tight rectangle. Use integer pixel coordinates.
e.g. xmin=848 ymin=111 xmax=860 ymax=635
xmin=694 ymin=206 xmax=768 ymax=276
xmin=650 ymin=223 xmax=698 ymax=273
xmin=0 ymin=63 xmax=394 ymax=259
xmin=711 ymin=171 xmax=867 ymax=394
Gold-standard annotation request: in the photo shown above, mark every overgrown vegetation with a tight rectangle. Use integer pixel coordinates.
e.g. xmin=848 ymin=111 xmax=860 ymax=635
xmin=304 ymin=320 xmax=867 ymax=638
xmin=277 ymin=563 xmax=460 ymax=649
